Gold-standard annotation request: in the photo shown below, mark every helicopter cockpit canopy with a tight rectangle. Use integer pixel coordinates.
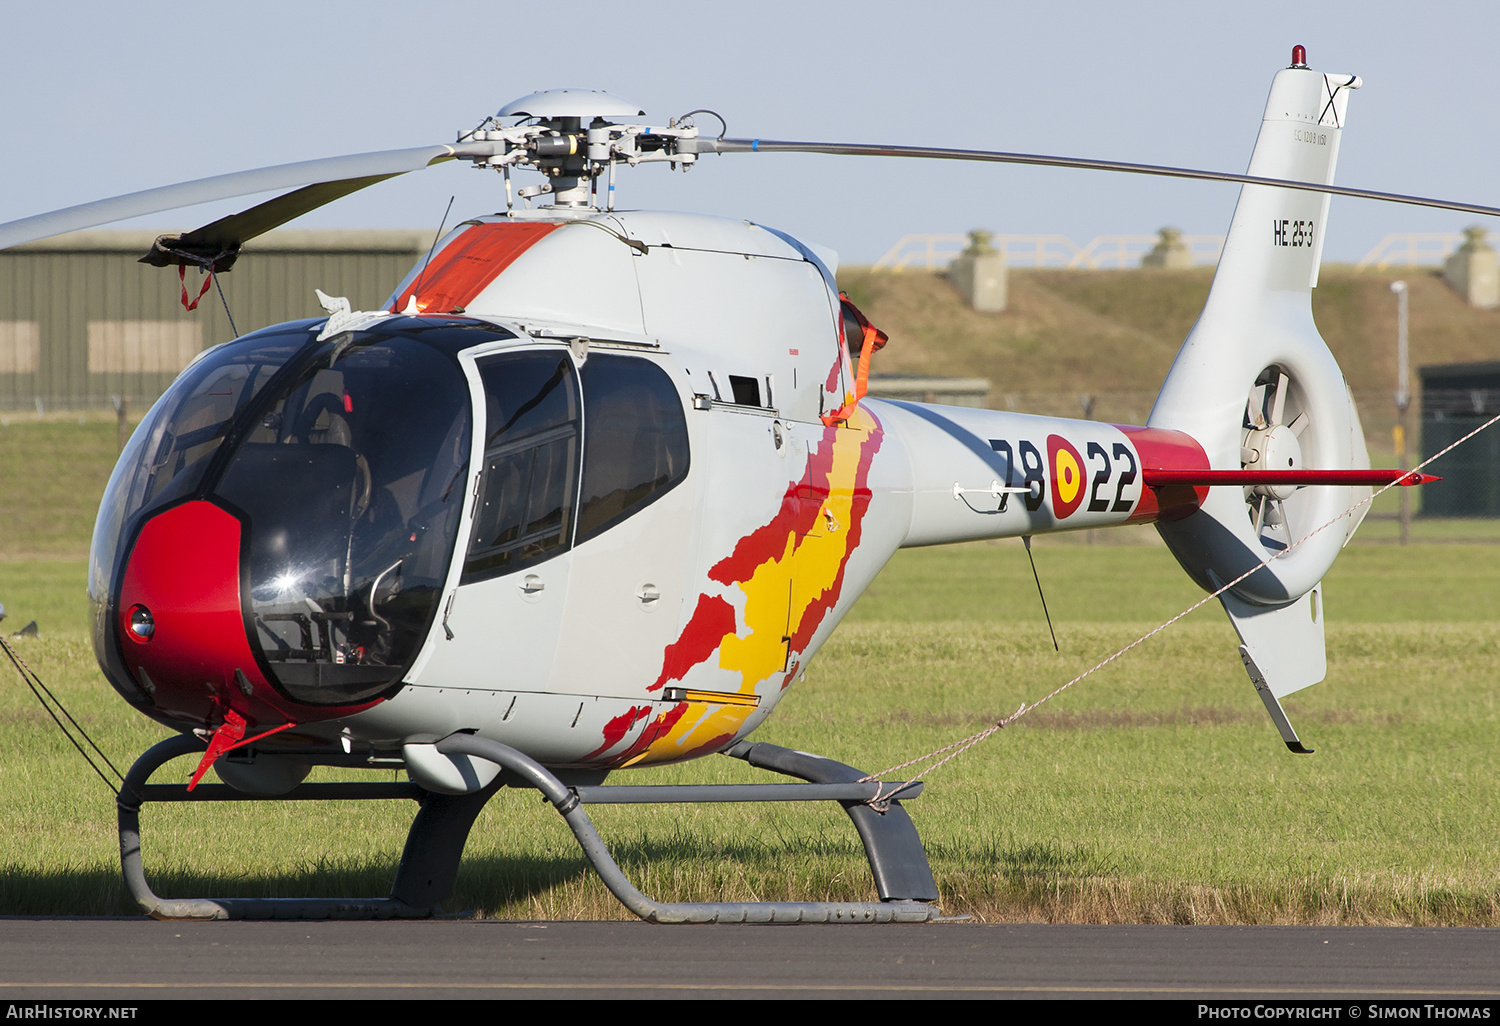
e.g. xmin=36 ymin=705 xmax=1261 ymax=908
xmin=91 ymin=317 xmax=500 ymax=707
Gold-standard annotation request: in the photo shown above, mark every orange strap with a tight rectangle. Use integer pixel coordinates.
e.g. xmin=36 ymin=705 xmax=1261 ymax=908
xmin=822 ymin=293 xmax=889 ymax=426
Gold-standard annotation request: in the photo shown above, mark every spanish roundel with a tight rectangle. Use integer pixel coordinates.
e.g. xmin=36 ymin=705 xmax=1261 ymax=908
xmin=1047 ymin=434 xmax=1085 ymax=519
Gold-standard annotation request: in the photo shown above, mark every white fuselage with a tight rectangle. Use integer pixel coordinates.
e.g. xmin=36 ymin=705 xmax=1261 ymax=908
xmin=341 ymin=210 xmax=1186 ymax=774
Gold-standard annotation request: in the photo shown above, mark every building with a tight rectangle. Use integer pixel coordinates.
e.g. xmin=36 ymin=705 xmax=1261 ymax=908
xmin=1419 ymin=361 xmax=1500 ymax=516
xmin=0 ymin=230 xmax=431 ymax=410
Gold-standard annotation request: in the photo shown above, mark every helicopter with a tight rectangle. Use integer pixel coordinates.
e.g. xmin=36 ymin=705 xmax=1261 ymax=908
xmin=0 ymin=48 xmax=1477 ymax=924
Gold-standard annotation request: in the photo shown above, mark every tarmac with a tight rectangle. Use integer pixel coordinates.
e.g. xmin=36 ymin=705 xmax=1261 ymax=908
xmin=1 ymin=919 xmax=1496 ymax=1000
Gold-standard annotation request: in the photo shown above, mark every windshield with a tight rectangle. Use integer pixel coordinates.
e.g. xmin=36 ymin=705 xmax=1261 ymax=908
xmin=89 ymin=324 xmax=317 ymax=693
xmin=93 ymin=318 xmax=503 ymax=707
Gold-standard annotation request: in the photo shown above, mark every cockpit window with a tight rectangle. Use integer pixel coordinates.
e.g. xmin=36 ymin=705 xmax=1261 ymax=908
xmin=95 ymin=329 xmax=311 ymax=566
xmin=463 ymin=352 xmax=581 ymax=583
xmin=577 ymin=355 xmax=690 ymax=543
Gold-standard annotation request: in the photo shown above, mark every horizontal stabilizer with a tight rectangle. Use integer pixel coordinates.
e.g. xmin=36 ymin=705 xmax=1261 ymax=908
xmin=1144 ymin=469 xmax=1437 ymax=488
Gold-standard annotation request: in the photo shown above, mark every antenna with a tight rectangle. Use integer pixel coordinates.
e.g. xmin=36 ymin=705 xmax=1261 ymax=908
xmin=1022 ymin=536 xmax=1059 ymax=652
xmin=411 ymin=195 xmax=455 ymax=310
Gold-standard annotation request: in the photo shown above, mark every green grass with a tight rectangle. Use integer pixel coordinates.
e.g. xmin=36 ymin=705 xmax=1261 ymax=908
xmin=0 ymin=561 xmax=93 ymax=634
xmin=2 ymin=541 xmax=1496 ymax=923
xmin=0 ymin=415 xmax=131 ymax=561
xmin=850 ymin=533 xmax=1500 ymax=624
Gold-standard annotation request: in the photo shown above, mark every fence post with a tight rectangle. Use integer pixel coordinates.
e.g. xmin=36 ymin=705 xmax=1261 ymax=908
xmin=113 ymin=395 xmax=128 ymax=453
xmin=1390 ymin=281 xmax=1411 ymax=545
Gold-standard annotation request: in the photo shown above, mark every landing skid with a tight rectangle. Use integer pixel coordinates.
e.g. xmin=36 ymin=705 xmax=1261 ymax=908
xmin=117 ymin=733 xmax=940 ymax=923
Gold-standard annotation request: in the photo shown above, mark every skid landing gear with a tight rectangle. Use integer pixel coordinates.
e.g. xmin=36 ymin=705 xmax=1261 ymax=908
xmin=118 ymin=733 xmax=940 ymax=923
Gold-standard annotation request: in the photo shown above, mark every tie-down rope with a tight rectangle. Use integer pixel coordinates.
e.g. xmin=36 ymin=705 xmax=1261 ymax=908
xmin=862 ymin=411 xmax=1500 ymax=803
xmin=2 ymin=633 xmax=125 ymax=798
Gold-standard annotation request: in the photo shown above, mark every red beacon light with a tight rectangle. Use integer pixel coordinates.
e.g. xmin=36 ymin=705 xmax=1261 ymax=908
xmin=1291 ymin=45 xmax=1308 ymax=69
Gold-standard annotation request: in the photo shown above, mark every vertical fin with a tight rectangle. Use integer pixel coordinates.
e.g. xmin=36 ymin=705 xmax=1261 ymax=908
xmin=1210 ymin=569 xmax=1324 ymax=752
xmin=1149 ymin=54 xmax=1369 ymax=610
xmin=1220 ymin=585 xmax=1326 ymax=699
xmin=1212 ymin=67 xmax=1361 ymax=298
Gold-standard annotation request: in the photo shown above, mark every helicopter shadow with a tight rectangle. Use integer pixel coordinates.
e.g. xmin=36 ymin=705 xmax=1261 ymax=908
xmin=452 ymin=828 xmax=878 ymax=916
xmin=0 ymin=831 xmax=876 ymax=919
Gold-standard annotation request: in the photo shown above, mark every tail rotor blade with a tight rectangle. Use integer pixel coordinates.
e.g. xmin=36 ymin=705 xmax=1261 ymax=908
xmin=1247 ymin=384 xmax=1268 ymax=429
xmin=1271 ymin=372 xmax=1290 ymax=427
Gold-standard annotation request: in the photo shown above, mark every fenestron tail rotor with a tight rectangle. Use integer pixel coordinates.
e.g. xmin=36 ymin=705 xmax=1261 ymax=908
xmin=1242 ymin=369 xmax=1311 ymax=548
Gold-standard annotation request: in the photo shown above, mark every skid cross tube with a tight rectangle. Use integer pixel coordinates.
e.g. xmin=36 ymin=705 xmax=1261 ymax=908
xmin=116 ymin=731 xmax=939 ymax=922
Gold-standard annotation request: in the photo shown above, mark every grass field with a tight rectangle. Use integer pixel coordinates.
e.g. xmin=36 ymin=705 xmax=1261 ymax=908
xmin=2 ymin=531 xmax=1496 ymax=923
xmin=2 ymin=393 xmax=1497 ymax=924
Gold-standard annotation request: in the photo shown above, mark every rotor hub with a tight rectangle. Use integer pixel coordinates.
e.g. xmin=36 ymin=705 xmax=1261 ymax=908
xmin=1243 ymin=424 xmax=1304 ymax=499
xmin=459 ymin=90 xmax=703 ymax=212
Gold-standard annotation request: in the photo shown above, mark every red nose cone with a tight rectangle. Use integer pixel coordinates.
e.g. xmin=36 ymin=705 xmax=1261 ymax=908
xmin=117 ymin=501 xmax=279 ymax=726
xmin=117 ymin=500 xmax=386 ymax=730
xmin=1291 ymin=45 xmax=1308 ymax=68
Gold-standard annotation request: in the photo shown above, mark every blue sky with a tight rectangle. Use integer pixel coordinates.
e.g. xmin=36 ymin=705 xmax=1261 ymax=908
xmin=3 ymin=1 xmax=1496 ymax=265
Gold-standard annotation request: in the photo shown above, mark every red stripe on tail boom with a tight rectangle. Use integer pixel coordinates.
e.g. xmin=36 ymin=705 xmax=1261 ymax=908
xmin=1116 ymin=426 xmax=1210 ymax=522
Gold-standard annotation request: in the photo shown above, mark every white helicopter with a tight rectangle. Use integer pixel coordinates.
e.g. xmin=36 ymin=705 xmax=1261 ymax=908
xmin=0 ymin=47 xmax=1475 ymax=924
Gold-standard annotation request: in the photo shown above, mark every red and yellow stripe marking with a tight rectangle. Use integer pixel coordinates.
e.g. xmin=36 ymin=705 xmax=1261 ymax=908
xmin=592 ymin=408 xmax=884 ymax=768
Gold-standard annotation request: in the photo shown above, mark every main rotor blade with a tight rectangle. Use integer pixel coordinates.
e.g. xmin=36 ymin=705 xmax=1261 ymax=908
xmin=697 ymin=138 xmax=1500 ymax=219
xmin=0 ymin=143 xmax=497 ymax=251
xmin=139 ymin=174 xmax=401 ymax=268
